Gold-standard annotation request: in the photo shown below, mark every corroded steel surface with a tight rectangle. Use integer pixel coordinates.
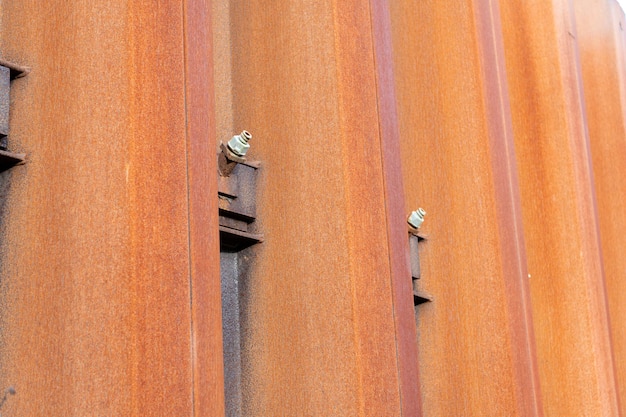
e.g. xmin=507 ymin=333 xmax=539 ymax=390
xmin=574 ymin=0 xmax=626 ymax=413
xmin=0 ymin=2 xmax=198 ymax=415
xmin=390 ymin=1 xmax=542 ymax=415
xmin=0 ymin=0 xmax=625 ymax=415
xmin=213 ymin=0 xmax=410 ymax=415
xmin=369 ymin=0 xmax=422 ymax=414
xmin=473 ymin=3 xmax=543 ymax=414
xmin=183 ymin=0 xmax=225 ymax=415
xmin=501 ymin=0 xmax=620 ymax=415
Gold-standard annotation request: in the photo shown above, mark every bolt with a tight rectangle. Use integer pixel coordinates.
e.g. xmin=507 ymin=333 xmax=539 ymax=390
xmin=227 ymin=130 xmax=252 ymax=157
xmin=408 ymin=208 xmax=426 ymax=229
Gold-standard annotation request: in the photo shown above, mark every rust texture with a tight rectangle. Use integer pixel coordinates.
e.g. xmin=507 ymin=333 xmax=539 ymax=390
xmin=500 ymin=0 xmax=621 ymax=415
xmin=390 ymin=1 xmax=542 ymax=415
xmin=213 ymin=0 xmax=411 ymax=414
xmin=183 ymin=0 xmax=226 ymax=415
xmin=573 ymin=0 xmax=626 ymax=413
xmin=369 ymin=0 xmax=422 ymax=414
xmin=0 ymin=2 xmax=199 ymax=415
xmin=472 ymin=2 xmax=543 ymax=414
xmin=0 ymin=0 xmax=625 ymax=415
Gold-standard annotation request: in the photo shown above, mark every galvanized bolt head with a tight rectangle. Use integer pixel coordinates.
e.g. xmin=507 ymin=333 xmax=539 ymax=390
xmin=408 ymin=208 xmax=426 ymax=229
xmin=227 ymin=130 xmax=252 ymax=157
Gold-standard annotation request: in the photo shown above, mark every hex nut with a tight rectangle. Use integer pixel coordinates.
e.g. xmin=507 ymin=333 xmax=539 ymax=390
xmin=227 ymin=130 xmax=252 ymax=157
xmin=408 ymin=208 xmax=426 ymax=229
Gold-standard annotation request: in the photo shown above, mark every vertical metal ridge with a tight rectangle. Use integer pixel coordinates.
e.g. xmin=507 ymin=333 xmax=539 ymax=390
xmin=369 ymin=0 xmax=423 ymax=415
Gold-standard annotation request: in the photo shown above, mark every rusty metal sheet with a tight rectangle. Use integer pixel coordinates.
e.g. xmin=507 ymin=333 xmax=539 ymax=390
xmin=473 ymin=2 xmax=544 ymax=414
xmin=390 ymin=1 xmax=542 ymax=416
xmin=332 ymin=2 xmax=406 ymax=412
xmin=213 ymin=0 xmax=407 ymax=415
xmin=183 ymin=0 xmax=226 ymax=415
xmin=1 ymin=0 xmax=624 ymax=416
xmin=573 ymin=0 xmax=626 ymax=413
xmin=370 ymin=1 xmax=423 ymax=414
xmin=0 ymin=2 xmax=195 ymax=415
xmin=501 ymin=0 xmax=620 ymax=415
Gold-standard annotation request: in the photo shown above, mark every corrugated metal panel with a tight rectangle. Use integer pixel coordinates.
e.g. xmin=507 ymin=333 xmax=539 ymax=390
xmin=391 ymin=2 xmax=541 ymax=415
xmin=0 ymin=2 xmax=195 ymax=415
xmin=575 ymin=0 xmax=626 ymax=414
xmin=501 ymin=0 xmax=620 ymax=414
xmin=0 ymin=0 xmax=625 ymax=415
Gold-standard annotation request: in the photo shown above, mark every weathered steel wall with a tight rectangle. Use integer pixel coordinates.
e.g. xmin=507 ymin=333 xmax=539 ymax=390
xmin=573 ymin=0 xmax=626 ymax=413
xmin=0 ymin=0 xmax=624 ymax=416
xmin=500 ymin=0 xmax=620 ymax=415
xmin=390 ymin=1 xmax=541 ymax=415
xmin=0 ymin=1 xmax=222 ymax=415
xmin=184 ymin=1 xmax=225 ymax=416
xmin=213 ymin=0 xmax=417 ymax=414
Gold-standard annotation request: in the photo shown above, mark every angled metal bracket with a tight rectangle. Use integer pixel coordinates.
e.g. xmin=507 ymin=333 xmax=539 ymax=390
xmin=0 ymin=58 xmax=28 ymax=171
xmin=217 ymin=137 xmax=262 ymax=417
xmin=218 ymin=154 xmax=263 ymax=252
xmin=409 ymin=231 xmax=432 ymax=306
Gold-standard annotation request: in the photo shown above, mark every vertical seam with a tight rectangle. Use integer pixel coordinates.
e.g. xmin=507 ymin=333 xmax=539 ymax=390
xmin=181 ymin=0 xmax=197 ymax=415
xmin=366 ymin=1 xmax=406 ymax=415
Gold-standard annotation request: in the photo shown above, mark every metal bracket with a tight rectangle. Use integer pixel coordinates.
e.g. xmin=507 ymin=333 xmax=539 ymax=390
xmin=218 ymin=141 xmax=262 ymax=417
xmin=409 ymin=231 xmax=432 ymax=306
xmin=218 ymin=153 xmax=263 ymax=252
xmin=0 ymin=59 xmax=28 ymax=170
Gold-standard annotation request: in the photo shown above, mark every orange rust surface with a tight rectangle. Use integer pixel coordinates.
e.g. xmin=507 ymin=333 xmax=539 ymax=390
xmin=473 ymin=2 xmax=543 ymax=414
xmin=1 ymin=1 xmax=625 ymax=415
xmin=500 ymin=0 xmax=620 ymax=415
xmin=390 ymin=2 xmax=541 ymax=415
xmin=184 ymin=0 xmax=225 ymax=415
xmin=0 ymin=2 xmax=196 ymax=415
xmin=370 ymin=0 xmax=422 ymax=414
xmin=574 ymin=0 xmax=626 ymax=413
xmin=213 ymin=0 xmax=410 ymax=415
